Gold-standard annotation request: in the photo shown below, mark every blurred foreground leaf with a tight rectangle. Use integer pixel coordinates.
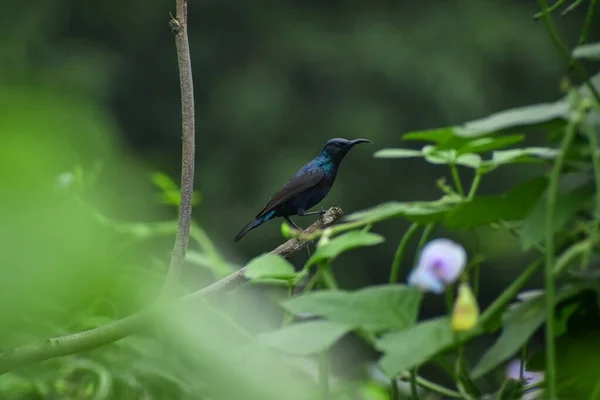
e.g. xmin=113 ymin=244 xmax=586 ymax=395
xmin=257 ymin=320 xmax=352 ymax=356
xmin=376 ymin=317 xmax=453 ymax=376
xmin=244 ymin=253 xmax=297 ymax=281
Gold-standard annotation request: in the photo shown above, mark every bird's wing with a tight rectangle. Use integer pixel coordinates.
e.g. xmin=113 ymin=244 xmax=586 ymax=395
xmin=256 ymin=167 xmax=325 ymax=219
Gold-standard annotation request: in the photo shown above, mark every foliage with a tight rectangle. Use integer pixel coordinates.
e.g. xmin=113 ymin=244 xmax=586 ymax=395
xmin=2 ymin=1 xmax=600 ymax=400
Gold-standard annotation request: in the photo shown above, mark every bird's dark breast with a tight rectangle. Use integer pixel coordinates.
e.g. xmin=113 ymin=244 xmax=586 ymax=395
xmin=277 ymin=177 xmax=334 ymax=216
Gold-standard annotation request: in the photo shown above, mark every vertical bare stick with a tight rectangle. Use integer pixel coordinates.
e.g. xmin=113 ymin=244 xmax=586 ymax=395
xmin=162 ymin=0 xmax=196 ymax=297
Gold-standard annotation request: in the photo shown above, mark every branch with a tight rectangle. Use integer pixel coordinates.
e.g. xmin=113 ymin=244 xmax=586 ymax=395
xmin=182 ymin=207 xmax=344 ymax=299
xmin=0 ymin=207 xmax=344 ymax=375
xmin=161 ymin=0 xmax=196 ymax=297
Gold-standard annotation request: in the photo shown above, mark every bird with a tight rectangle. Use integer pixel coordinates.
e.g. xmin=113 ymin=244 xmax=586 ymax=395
xmin=234 ymin=138 xmax=372 ymax=242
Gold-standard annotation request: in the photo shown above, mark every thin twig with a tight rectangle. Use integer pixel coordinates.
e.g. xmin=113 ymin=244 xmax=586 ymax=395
xmin=0 ymin=208 xmax=344 ymax=375
xmin=161 ymin=0 xmax=196 ymax=298
xmin=533 ymin=0 xmax=567 ymax=19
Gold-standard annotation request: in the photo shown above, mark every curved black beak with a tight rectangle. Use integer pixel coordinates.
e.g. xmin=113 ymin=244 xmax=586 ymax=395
xmin=349 ymin=138 xmax=372 ymax=146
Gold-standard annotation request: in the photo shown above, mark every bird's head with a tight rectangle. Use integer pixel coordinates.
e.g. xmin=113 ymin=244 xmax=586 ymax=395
xmin=320 ymin=138 xmax=372 ymax=162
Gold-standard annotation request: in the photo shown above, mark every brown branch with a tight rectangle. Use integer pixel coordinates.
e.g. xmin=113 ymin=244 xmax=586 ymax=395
xmin=0 ymin=207 xmax=343 ymax=374
xmin=183 ymin=207 xmax=344 ymax=299
xmin=161 ymin=0 xmax=196 ymax=297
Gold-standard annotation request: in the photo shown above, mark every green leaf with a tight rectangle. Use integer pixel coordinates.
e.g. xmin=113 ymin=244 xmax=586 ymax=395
xmin=444 ymin=177 xmax=547 ymax=229
xmin=554 ymin=301 xmax=579 ymax=338
xmin=471 ymin=287 xmax=584 ymax=379
xmin=257 ymin=320 xmax=352 ymax=356
xmin=454 ymin=101 xmax=569 ymax=137
xmin=374 ymin=149 xmax=423 ymax=158
xmin=478 ymin=147 xmax=559 ymax=173
xmin=376 ymin=317 xmax=454 ymax=376
xmin=573 ymin=42 xmax=600 ymax=61
xmin=151 ymin=171 xmax=201 ymax=206
xmin=151 ymin=172 xmax=180 ymax=192
xmin=454 ymin=153 xmax=483 ymax=169
xmin=457 ymin=134 xmax=525 ymax=155
xmin=244 ymin=253 xmax=297 ymax=281
xmin=553 ymin=331 xmax=600 ymax=399
xmin=421 ymin=146 xmax=482 ymax=168
xmin=309 ymin=231 xmax=384 ymax=264
xmin=282 ymin=285 xmax=423 ymax=331
xmin=346 ymin=199 xmax=459 ymax=225
xmin=404 ymin=128 xmax=475 ymax=152
xmin=186 ymin=250 xmax=238 ymax=276
xmin=489 ymin=147 xmax=559 ymax=164
xmin=520 ymin=187 xmax=591 ymax=250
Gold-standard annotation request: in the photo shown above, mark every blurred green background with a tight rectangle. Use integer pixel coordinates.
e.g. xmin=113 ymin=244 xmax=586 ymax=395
xmin=1 ymin=0 xmax=598 ymax=398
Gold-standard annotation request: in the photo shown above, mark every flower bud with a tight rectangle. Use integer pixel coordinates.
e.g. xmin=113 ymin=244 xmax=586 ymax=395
xmin=451 ymin=282 xmax=479 ymax=332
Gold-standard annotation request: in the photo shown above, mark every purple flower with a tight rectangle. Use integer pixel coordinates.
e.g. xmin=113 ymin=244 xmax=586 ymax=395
xmin=407 ymin=238 xmax=466 ymax=294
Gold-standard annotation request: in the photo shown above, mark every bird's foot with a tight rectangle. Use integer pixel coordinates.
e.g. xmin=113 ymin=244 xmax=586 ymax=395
xmin=285 ymin=216 xmax=302 ymax=231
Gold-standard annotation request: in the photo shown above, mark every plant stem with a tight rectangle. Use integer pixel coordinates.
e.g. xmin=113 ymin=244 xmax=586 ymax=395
xmin=319 ymin=352 xmax=329 ymax=400
xmin=406 ymin=222 xmax=435 ymax=399
xmin=520 ymin=345 xmax=528 ymax=381
xmin=414 ymin=376 xmax=462 ymax=398
xmin=445 ymin=285 xmax=455 ymax=314
xmin=467 ymin=171 xmax=482 ymax=200
xmin=535 ymin=0 xmax=600 ymax=103
xmin=544 ymin=121 xmax=577 ymax=398
xmin=417 ymin=224 xmax=435 ymax=251
xmin=479 ymin=259 xmax=543 ymax=326
xmin=523 ymin=379 xmax=545 ymax=393
xmin=409 ymin=368 xmax=420 ymax=399
xmin=455 ymin=345 xmax=476 ymax=400
xmin=578 ymin=0 xmax=598 ymax=45
xmin=553 ymin=239 xmax=591 ymax=276
xmin=472 ymin=263 xmax=480 ymax=297
xmin=302 ymin=270 xmax=321 ymax=293
xmin=319 ymin=261 xmax=339 ymax=290
xmin=584 ymin=119 xmax=600 ymax=259
xmin=533 ymin=0 xmax=566 ymax=19
xmin=389 ymin=223 xmax=420 ymax=283
xmin=282 ymin=284 xmax=295 ymax=326
xmin=535 ymin=0 xmax=571 ymax=59
xmin=390 ymin=377 xmax=399 ymax=400
xmin=450 ymin=162 xmax=465 ymax=197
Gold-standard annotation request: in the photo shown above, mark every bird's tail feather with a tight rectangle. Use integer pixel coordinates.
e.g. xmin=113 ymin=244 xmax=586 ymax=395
xmin=234 ymin=210 xmax=276 ymax=242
